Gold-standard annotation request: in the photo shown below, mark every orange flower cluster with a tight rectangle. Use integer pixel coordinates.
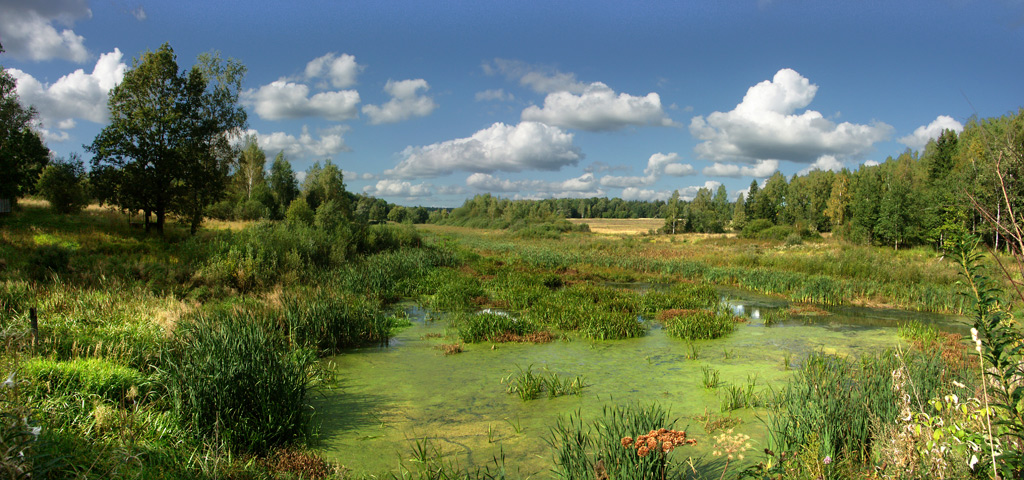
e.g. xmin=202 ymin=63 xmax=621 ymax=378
xmin=621 ymin=428 xmax=696 ymax=458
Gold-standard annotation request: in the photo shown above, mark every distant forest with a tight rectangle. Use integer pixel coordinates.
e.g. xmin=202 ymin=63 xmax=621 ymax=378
xmin=433 ymin=109 xmax=1024 ymax=250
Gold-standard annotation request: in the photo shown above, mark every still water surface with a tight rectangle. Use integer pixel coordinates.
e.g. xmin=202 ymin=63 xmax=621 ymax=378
xmin=314 ymin=287 xmax=967 ymax=476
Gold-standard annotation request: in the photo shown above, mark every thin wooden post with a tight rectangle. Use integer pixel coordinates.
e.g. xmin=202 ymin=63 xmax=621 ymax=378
xmin=29 ymin=307 xmax=38 ymax=345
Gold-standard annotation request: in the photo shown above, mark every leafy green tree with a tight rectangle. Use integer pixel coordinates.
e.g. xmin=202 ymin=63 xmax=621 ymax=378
xmin=235 ymin=134 xmax=266 ymax=201
xmin=663 ymin=190 xmax=682 ymax=234
xmin=388 ymin=205 xmax=409 ymax=223
xmin=368 ymin=201 xmax=387 ymax=223
xmin=745 ymin=180 xmax=760 ymax=220
xmin=268 ymin=152 xmax=299 ymax=219
xmin=849 ymin=164 xmax=883 ymax=242
xmin=0 ymin=51 xmax=49 ymax=204
xmin=88 ymin=43 xmax=247 ymax=235
xmin=285 ymin=197 xmax=314 ymax=227
xmin=713 ymin=184 xmax=731 ymax=226
xmin=301 ymin=160 xmax=350 ymax=217
xmin=759 ymin=172 xmax=788 ymax=223
xmin=731 ymin=193 xmax=747 ymax=231
xmin=688 ymin=187 xmax=720 ymax=233
xmin=37 ymin=154 xmax=89 ymax=214
xmin=824 ymin=170 xmax=851 ymax=228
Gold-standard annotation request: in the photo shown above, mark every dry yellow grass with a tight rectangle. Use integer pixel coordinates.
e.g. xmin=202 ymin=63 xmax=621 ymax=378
xmin=568 ymin=217 xmax=664 ymax=235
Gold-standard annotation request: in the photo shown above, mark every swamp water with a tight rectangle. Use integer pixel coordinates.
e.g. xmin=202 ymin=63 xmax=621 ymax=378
xmin=314 ymin=288 xmax=967 ymax=476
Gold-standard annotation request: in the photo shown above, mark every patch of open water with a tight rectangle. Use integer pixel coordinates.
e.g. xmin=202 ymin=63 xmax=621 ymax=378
xmin=314 ymin=286 xmax=968 ymax=476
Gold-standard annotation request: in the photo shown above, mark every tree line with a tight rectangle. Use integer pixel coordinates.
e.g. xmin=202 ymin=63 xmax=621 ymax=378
xmin=4 ymin=42 xmax=1023 ymax=250
xmin=1 ymin=44 xmax=426 ymax=233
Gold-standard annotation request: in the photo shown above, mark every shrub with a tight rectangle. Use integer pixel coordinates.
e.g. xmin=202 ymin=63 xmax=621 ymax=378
xmin=22 ymin=358 xmax=147 ymax=404
xmin=285 ymin=197 xmax=314 ymax=227
xmin=36 ymin=155 xmax=90 ymax=214
xmin=755 ymin=225 xmax=795 ymax=241
xmin=363 ymin=223 xmax=422 ymax=253
xmin=740 ymin=219 xmax=774 ymax=239
xmin=160 ymin=306 xmax=318 ymax=454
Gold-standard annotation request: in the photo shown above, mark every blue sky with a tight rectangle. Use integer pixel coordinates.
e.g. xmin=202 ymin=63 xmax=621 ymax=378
xmin=3 ymin=0 xmax=1023 ymax=207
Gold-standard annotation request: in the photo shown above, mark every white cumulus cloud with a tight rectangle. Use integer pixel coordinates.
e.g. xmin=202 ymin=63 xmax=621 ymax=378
xmin=362 ymin=79 xmax=437 ymax=125
xmin=0 ymin=0 xmax=91 ymax=62
xmin=622 ymin=188 xmax=672 ymax=202
xmin=385 ymin=121 xmax=583 ymax=178
xmin=798 ymin=155 xmax=846 ymax=175
xmin=690 ymin=68 xmax=893 ymax=164
xmin=363 ymin=179 xmax=434 ymax=198
xmin=475 ymin=88 xmax=514 ymax=102
xmin=599 ymin=152 xmax=695 ymax=188
xmin=243 ymin=80 xmax=360 ymax=121
xmin=465 ymin=172 xmax=597 ymax=195
xmin=623 ymin=182 xmax=721 ymax=203
xmin=521 ymin=82 xmax=675 ymax=131
xmin=702 ymin=159 xmax=779 ymax=178
xmin=677 ymin=181 xmax=724 ymax=201
xmin=483 ymin=58 xmax=588 ymax=94
xmin=304 ymin=52 xmax=361 ymax=88
xmin=10 ymin=49 xmax=126 ymax=138
xmin=898 ymin=115 xmax=964 ymax=151
xmin=247 ymin=125 xmax=351 ymax=159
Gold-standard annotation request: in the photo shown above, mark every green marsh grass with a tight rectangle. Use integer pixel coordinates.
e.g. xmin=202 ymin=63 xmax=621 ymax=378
xmin=502 ymin=364 xmax=584 ymax=401
xmin=548 ymin=403 xmax=689 ymax=480
xmin=22 ymin=357 xmax=149 ymax=405
xmin=450 ymin=311 xmax=536 ymax=343
xmin=721 ymin=385 xmax=747 ymax=412
xmin=524 ymin=283 xmax=647 ymax=340
xmin=431 ymin=228 xmax=969 ymax=313
xmin=283 ymin=287 xmax=393 ymax=354
xmin=659 ymin=308 xmax=738 ymax=340
xmin=160 ymin=306 xmax=323 ymax=454
xmin=701 ymin=365 xmax=721 ymax=389
xmin=764 ymin=349 xmax=971 ymax=464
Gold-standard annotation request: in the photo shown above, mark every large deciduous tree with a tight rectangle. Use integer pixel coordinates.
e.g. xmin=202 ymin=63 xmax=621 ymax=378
xmin=88 ymin=43 xmax=246 ymax=234
xmin=0 ymin=47 xmax=49 ymax=204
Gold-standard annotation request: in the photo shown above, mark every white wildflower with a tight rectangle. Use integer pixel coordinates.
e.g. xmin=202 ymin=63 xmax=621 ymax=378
xmin=2 ymin=372 xmax=13 ymax=389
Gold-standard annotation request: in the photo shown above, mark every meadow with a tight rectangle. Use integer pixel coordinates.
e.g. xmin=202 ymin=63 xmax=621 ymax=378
xmin=0 ymin=207 xmax=1009 ymax=479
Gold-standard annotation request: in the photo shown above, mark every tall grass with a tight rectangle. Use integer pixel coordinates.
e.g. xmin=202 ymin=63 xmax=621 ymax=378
xmin=449 ymin=311 xmax=536 ymax=343
xmin=283 ymin=288 xmax=393 ymax=354
xmin=159 ymin=306 xmax=321 ymax=454
xmin=658 ymin=309 xmax=738 ymax=340
xmin=548 ymin=403 xmax=691 ymax=480
xmin=764 ymin=349 xmax=971 ymax=463
xmin=525 ymin=284 xmax=647 ymax=340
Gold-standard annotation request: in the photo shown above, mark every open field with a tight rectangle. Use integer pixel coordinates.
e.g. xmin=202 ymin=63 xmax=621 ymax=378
xmin=568 ymin=217 xmax=665 ymax=235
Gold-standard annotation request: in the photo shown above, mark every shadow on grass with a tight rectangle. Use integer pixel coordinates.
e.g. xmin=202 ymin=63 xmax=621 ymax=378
xmin=310 ymin=378 xmax=393 ymax=443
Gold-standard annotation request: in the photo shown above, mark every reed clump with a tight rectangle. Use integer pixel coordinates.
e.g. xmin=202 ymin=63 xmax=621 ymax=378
xmin=450 ymin=311 xmax=536 ymax=343
xmin=502 ymin=364 xmax=584 ymax=401
xmin=160 ymin=306 xmax=322 ymax=454
xmin=282 ymin=288 xmax=393 ymax=354
xmin=658 ymin=309 xmax=739 ymax=340
xmin=763 ymin=348 xmax=971 ymax=468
